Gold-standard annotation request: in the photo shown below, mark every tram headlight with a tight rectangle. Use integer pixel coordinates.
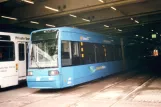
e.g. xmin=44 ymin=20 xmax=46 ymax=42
xmin=48 ymin=70 xmax=59 ymax=76
xmin=28 ymin=71 xmax=33 ymax=76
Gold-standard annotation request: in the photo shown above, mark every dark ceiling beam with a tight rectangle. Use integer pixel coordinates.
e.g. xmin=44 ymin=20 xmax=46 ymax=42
xmin=87 ymin=19 xmax=161 ymax=33
xmin=74 ymin=10 xmax=161 ymax=27
xmin=13 ymin=9 xmax=161 ymax=35
xmin=12 ymin=0 xmax=144 ymax=23
xmin=20 ymin=8 xmax=161 ymax=29
xmin=79 ymin=13 xmax=161 ymax=33
xmin=35 ymin=0 xmax=161 ymax=27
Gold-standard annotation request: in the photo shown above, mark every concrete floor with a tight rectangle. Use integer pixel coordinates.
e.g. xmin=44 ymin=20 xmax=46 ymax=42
xmin=0 ymin=67 xmax=161 ymax=107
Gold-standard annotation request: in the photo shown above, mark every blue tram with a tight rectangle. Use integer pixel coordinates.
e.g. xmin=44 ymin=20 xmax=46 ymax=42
xmin=27 ymin=27 xmax=137 ymax=89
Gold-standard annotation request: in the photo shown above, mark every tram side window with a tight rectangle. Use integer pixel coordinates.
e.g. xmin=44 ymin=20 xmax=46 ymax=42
xmin=82 ymin=42 xmax=95 ymax=64
xmin=112 ymin=45 xmax=122 ymax=60
xmin=61 ymin=41 xmax=72 ymax=66
xmin=95 ymin=44 xmax=106 ymax=63
xmin=19 ymin=44 xmax=25 ymax=61
xmin=105 ymin=45 xmax=110 ymax=61
xmin=114 ymin=46 xmax=119 ymax=60
xmin=71 ymin=42 xmax=81 ymax=65
xmin=106 ymin=45 xmax=113 ymax=61
xmin=0 ymin=41 xmax=15 ymax=61
xmin=61 ymin=41 xmax=123 ymax=66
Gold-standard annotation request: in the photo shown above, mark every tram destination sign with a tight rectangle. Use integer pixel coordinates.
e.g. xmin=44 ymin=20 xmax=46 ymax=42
xmin=15 ymin=36 xmax=30 ymax=40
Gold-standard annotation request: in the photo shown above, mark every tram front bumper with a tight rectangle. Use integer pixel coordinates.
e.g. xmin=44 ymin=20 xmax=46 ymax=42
xmin=27 ymin=76 xmax=61 ymax=89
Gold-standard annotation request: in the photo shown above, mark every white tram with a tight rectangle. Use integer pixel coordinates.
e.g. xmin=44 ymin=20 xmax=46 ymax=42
xmin=0 ymin=32 xmax=30 ymax=88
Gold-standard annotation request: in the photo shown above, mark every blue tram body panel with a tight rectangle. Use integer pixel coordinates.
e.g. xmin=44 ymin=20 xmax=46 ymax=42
xmin=61 ymin=61 xmax=123 ymax=88
xmin=27 ymin=27 xmax=128 ymax=89
xmin=27 ymin=62 xmax=122 ymax=89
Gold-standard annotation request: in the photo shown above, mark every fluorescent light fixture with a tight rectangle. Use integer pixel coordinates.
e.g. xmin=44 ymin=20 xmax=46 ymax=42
xmin=82 ymin=18 xmax=90 ymax=22
xmin=45 ymin=6 xmax=59 ymax=12
xmin=146 ymin=38 xmax=148 ymax=40
xmin=22 ymin=0 xmax=34 ymax=4
xmin=30 ymin=21 xmax=39 ymax=24
xmin=142 ymin=37 xmax=144 ymax=38
xmin=111 ymin=6 xmax=117 ymax=10
xmin=98 ymin=0 xmax=104 ymax=3
xmin=151 ymin=30 xmax=154 ymax=31
xmin=104 ymin=25 xmax=109 ymax=28
xmin=131 ymin=18 xmax=133 ymax=20
xmin=135 ymin=20 xmax=139 ymax=23
xmin=46 ymin=24 xmax=55 ymax=27
xmin=156 ymin=32 xmax=158 ymax=34
xmin=69 ymin=14 xmax=77 ymax=18
xmin=1 ymin=16 xmax=17 ymax=20
xmin=136 ymin=35 xmax=138 ymax=37
xmin=118 ymin=29 xmax=122 ymax=32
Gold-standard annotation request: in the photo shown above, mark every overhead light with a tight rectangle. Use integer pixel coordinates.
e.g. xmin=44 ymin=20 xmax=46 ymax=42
xmin=142 ymin=37 xmax=144 ymax=38
xmin=156 ymin=32 xmax=158 ymax=34
xmin=30 ymin=21 xmax=39 ymax=24
xmin=44 ymin=6 xmax=59 ymax=12
xmin=1 ymin=16 xmax=17 ymax=20
xmin=135 ymin=20 xmax=139 ymax=23
xmin=98 ymin=0 xmax=104 ymax=3
xmin=131 ymin=18 xmax=133 ymax=20
xmin=146 ymin=38 xmax=148 ymax=40
xmin=69 ymin=14 xmax=77 ymax=18
xmin=104 ymin=25 xmax=109 ymax=28
xmin=111 ymin=6 xmax=117 ymax=10
xmin=118 ymin=29 xmax=122 ymax=32
xmin=46 ymin=24 xmax=55 ymax=27
xmin=82 ymin=18 xmax=90 ymax=22
xmin=22 ymin=0 xmax=34 ymax=4
xmin=136 ymin=35 xmax=138 ymax=37
xmin=151 ymin=30 xmax=154 ymax=31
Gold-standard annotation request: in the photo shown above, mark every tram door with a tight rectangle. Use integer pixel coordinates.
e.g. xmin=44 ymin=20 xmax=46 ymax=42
xmin=26 ymin=42 xmax=28 ymax=75
xmin=18 ymin=42 xmax=26 ymax=78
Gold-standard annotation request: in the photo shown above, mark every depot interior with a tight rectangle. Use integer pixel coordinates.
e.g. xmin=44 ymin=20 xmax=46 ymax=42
xmin=1 ymin=0 xmax=161 ymax=71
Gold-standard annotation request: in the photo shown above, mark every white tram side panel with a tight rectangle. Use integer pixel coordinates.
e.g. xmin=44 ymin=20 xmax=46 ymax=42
xmin=0 ymin=32 xmax=30 ymax=88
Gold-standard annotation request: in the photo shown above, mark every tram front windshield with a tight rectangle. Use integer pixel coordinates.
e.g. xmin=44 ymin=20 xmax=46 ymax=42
xmin=29 ymin=30 xmax=58 ymax=68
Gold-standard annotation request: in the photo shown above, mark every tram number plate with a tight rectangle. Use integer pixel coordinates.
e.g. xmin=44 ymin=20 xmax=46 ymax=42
xmin=36 ymin=77 xmax=41 ymax=81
